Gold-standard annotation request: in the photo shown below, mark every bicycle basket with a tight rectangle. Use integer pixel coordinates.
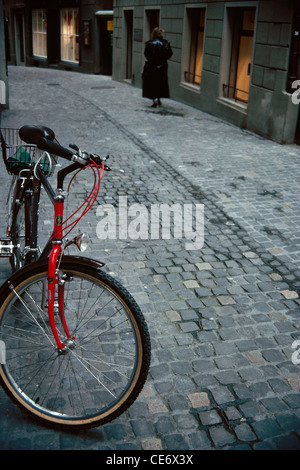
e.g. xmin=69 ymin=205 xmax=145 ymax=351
xmin=0 ymin=128 xmax=58 ymax=176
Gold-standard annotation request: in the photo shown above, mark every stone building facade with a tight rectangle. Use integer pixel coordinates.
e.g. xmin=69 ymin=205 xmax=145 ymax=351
xmin=3 ymin=0 xmax=113 ymax=75
xmin=112 ymin=0 xmax=300 ymax=144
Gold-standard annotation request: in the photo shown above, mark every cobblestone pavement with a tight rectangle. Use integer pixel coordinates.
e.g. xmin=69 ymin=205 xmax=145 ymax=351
xmin=0 ymin=66 xmax=300 ymax=451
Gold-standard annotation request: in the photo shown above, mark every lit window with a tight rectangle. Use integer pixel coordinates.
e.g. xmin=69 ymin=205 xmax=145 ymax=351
xmin=60 ymin=8 xmax=79 ymax=63
xmin=185 ymin=9 xmax=206 ymax=86
xmin=32 ymin=9 xmax=47 ymax=58
xmin=224 ymin=8 xmax=255 ymax=103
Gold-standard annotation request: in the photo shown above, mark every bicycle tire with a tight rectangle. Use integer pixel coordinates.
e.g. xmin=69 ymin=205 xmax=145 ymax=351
xmin=8 ymin=178 xmax=26 ymax=271
xmin=9 ymin=177 xmax=40 ymax=271
xmin=0 ymin=260 xmax=151 ymax=430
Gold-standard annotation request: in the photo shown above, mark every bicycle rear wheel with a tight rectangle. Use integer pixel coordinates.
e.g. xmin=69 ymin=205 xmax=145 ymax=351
xmin=0 ymin=261 xmax=151 ymax=429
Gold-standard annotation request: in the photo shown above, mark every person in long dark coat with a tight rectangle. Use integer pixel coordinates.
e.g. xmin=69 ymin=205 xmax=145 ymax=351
xmin=142 ymin=27 xmax=173 ymax=107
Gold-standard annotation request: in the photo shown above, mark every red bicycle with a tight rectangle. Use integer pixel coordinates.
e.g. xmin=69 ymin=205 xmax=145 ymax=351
xmin=0 ymin=125 xmax=151 ymax=430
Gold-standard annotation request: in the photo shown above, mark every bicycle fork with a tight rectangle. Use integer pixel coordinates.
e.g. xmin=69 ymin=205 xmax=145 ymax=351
xmin=48 ymin=195 xmax=74 ymax=351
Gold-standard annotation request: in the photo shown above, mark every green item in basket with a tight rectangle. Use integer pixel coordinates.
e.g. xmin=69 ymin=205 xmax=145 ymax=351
xmin=8 ymin=146 xmax=32 ymax=170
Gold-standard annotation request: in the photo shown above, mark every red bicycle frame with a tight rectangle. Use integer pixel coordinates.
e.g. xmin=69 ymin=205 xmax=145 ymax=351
xmin=46 ymin=162 xmax=104 ymax=350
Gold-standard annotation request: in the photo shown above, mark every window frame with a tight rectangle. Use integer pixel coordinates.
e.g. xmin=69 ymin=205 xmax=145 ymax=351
xmin=32 ymin=8 xmax=47 ymax=59
xmin=181 ymin=6 xmax=206 ymax=90
xmin=222 ymin=5 xmax=256 ymax=105
xmin=60 ymin=7 xmax=80 ymax=64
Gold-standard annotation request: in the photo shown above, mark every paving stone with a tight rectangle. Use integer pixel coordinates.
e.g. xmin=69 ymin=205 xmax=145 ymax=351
xmin=246 ymin=350 xmax=266 ymax=365
xmin=179 ymin=321 xmax=199 ymax=333
xmin=188 ymin=431 xmax=212 ymax=449
xmin=196 ymin=262 xmax=213 ymax=271
xmin=198 ymin=409 xmax=223 ymax=426
xmin=183 ymin=280 xmax=200 ymax=288
xmin=209 ymin=425 xmax=236 ymax=447
xmin=188 ymin=392 xmax=210 ymax=408
xmin=142 ymin=438 xmax=164 ymax=450
xmin=217 ymin=295 xmax=236 ymax=305
xmin=168 ymin=394 xmax=190 ymax=411
xmin=275 ymin=413 xmax=300 ymax=433
xmin=174 ymin=413 xmax=199 ymax=430
xmin=130 ymin=420 xmax=155 ymax=437
xmin=209 ymin=386 xmax=235 ymax=405
xmin=219 ymin=328 xmax=240 ymax=340
xmin=261 ymin=348 xmax=286 ymax=363
xmin=170 ymin=361 xmax=193 ymax=375
xmin=163 ymin=434 xmax=189 ymax=450
xmin=223 ymin=406 xmax=243 ymax=421
xmin=251 ymin=418 xmax=282 ymax=440
xmin=154 ymin=416 xmax=176 ymax=435
xmin=238 ymin=401 xmax=266 ymax=420
xmin=286 ymin=376 xmax=300 ymax=390
xmin=147 ymin=399 xmax=169 ymax=414
xmin=234 ymin=423 xmax=257 ymax=442
xmin=281 ymin=290 xmax=299 ymax=299
xmin=273 ymin=433 xmax=300 ymax=450
xmin=243 ymin=251 xmax=259 ymax=259
xmin=215 ymin=370 xmax=241 ymax=385
xmin=8 ymin=438 xmax=32 ymax=450
xmin=282 ymin=394 xmax=300 ymax=409
xmin=165 ymin=310 xmax=181 ymax=321
xmin=238 ymin=367 xmax=264 ymax=381
xmin=268 ymin=378 xmax=291 ymax=393
xmin=233 ymin=384 xmax=254 ymax=400
xmin=260 ymin=397 xmax=289 ymax=413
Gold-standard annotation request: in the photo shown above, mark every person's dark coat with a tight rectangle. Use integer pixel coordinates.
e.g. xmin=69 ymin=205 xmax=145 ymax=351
xmin=142 ymin=39 xmax=173 ymax=100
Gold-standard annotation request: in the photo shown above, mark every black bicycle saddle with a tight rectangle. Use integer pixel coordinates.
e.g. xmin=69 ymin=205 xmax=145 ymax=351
xmin=19 ymin=125 xmax=55 ymax=145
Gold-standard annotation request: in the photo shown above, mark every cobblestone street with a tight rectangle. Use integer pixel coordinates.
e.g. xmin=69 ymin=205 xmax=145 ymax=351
xmin=0 ymin=66 xmax=300 ymax=451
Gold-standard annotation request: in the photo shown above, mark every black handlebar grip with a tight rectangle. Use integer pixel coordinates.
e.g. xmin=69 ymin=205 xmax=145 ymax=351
xmin=37 ymin=137 xmax=74 ymax=161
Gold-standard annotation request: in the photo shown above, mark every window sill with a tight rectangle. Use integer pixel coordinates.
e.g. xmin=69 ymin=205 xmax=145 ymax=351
xmin=60 ymin=60 xmax=80 ymax=66
xmin=217 ymin=97 xmax=248 ymax=114
xmin=180 ymin=82 xmax=201 ymax=94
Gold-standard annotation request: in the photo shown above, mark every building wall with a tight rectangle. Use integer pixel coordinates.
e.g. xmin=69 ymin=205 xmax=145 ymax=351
xmin=112 ymin=0 xmax=299 ymax=144
xmin=3 ymin=0 xmax=113 ymax=75
xmin=0 ymin=0 xmax=9 ymax=110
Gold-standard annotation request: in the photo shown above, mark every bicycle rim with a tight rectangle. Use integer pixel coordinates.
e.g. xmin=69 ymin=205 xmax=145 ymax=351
xmin=0 ymin=266 xmax=151 ymax=429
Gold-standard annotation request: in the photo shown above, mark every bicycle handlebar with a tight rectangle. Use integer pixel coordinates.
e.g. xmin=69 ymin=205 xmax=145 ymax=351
xmin=37 ymin=137 xmax=75 ymax=161
xmin=37 ymin=137 xmax=111 ymax=172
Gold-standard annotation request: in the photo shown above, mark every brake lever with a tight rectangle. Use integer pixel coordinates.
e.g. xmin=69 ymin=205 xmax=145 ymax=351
xmin=69 ymin=144 xmax=79 ymax=151
xmin=91 ymin=154 xmax=111 ymax=171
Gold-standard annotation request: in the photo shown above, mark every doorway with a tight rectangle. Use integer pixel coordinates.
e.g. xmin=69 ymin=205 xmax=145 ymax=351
xmin=288 ymin=3 xmax=300 ymax=144
xmin=145 ymin=9 xmax=160 ymax=41
xmin=99 ymin=16 xmax=113 ymax=74
xmin=14 ymin=10 xmax=25 ymax=65
xmin=124 ymin=10 xmax=133 ymax=80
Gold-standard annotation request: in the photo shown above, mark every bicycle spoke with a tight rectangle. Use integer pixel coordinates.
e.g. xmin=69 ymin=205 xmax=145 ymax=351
xmin=8 ymin=284 xmax=55 ymax=347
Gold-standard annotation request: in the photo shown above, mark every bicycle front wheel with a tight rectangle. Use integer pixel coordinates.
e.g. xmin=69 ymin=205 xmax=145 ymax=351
xmin=0 ymin=262 xmax=151 ymax=429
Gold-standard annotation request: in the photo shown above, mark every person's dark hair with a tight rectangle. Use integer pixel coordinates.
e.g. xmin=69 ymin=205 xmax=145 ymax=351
xmin=151 ymin=27 xmax=164 ymax=40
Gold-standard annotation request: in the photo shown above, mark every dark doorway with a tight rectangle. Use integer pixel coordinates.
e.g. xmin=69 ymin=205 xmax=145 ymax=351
xmin=99 ymin=16 xmax=113 ymax=75
xmin=14 ymin=10 xmax=25 ymax=65
xmin=124 ymin=10 xmax=133 ymax=79
xmin=288 ymin=2 xmax=300 ymax=144
xmin=145 ymin=9 xmax=160 ymax=40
